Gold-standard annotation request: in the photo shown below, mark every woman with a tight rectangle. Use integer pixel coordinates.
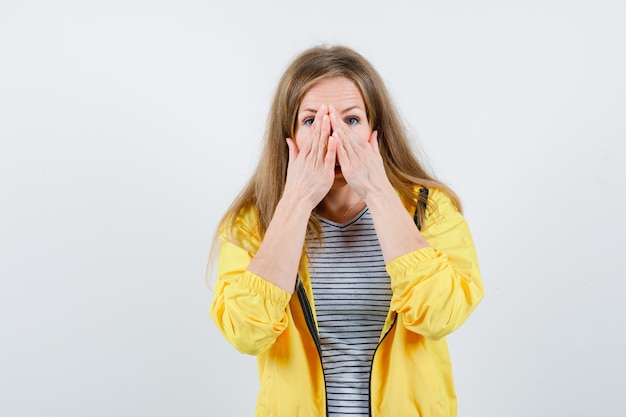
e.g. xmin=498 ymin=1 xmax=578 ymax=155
xmin=210 ymin=45 xmax=484 ymax=417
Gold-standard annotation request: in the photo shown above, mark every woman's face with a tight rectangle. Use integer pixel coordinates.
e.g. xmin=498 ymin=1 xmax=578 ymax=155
xmin=294 ymin=76 xmax=371 ymax=152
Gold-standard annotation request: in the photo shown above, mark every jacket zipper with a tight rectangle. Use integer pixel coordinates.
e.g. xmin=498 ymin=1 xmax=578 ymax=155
xmin=367 ymin=188 xmax=424 ymax=415
xmin=368 ymin=312 xmax=398 ymax=417
xmin=296 ymin=279 xmax=329 ymax=417
xmin=291 ymin=188 xmax=425 ymax=416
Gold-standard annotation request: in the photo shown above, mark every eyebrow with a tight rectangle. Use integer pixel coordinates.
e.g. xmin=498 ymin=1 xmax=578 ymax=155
xmin=299 ymin=105 xmax=365 ymax=115
xmin=340 ymin=105 xmax=364 ymax=114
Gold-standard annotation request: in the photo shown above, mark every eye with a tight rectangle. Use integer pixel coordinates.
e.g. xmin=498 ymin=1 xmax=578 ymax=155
xmin=303 ymin=118 xmax=314 ymax=126
xmin=346 ymin=117 xmax=359 ymax=125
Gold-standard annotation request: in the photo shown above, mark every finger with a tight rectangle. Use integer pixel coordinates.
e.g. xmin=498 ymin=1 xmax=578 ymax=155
xmin=318 ymin=114 xmax=331 ymax=162
xmin=369 ymin=130 xmax=380 ymax=155
xmin=328 ymin=105 xmax=340 ymax=134
xmin=328 ymin=107 xmax=357 ymax=157
xmin=309 ymin=104 xmax=327 ymax=157
xmin=328 ymin=105 xmax=350 ymax=138
xmin=324 ymin=136 xmax=337 ymax=173
xmin=328 ymin=104 xmax=338 ymax=117
xmin=285 ymin=138 xmax=298 ymax=163
xmin=338 ymin=121 xmax=357 ymax=159
xmin=334 ymin=134 xmax=350 ymax=169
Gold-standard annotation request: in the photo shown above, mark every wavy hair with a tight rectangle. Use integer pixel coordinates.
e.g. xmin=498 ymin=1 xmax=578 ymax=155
xmin=208 ymin=45 xmax=460 ymax=273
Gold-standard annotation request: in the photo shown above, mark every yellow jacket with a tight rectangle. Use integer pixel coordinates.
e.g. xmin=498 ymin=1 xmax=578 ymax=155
xmin=210 ymin=188 xmax=484 ymax=416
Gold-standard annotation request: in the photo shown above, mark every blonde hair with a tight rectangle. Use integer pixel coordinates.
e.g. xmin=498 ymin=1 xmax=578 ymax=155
xmin=208 ymin=45 xmax=460 ymax=276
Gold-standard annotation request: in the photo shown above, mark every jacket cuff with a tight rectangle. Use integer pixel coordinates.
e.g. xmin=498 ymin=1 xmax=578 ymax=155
xmin=386 ymin=247 xmax=440 ymax=276
xmin=238 ymin=272 xmax=292 ymax=308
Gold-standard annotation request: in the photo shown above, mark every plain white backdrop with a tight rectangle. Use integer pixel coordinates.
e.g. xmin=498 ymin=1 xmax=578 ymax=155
xmin=1 ymin=1 xmax=625 ymax=416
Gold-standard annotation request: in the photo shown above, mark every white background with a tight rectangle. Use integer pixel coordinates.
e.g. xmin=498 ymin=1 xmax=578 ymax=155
xmin=1 ymin=1 xmax=625 ymax=416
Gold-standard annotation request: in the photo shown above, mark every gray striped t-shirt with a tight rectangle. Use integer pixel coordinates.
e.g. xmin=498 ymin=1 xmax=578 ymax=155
xmin=307 ymin=207 xmax=392 ymax=417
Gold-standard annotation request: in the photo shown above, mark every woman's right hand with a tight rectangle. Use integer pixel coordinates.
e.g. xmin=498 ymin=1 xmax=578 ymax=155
xmin=284 ymin=104 xmax=337 ymax=211
xmin=245 ymin=106 xmax=336 ymax=293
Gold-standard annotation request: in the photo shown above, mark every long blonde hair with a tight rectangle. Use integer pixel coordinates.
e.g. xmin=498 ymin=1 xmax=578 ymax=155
xmin=208 ymin=45 xmax=460 ymax=273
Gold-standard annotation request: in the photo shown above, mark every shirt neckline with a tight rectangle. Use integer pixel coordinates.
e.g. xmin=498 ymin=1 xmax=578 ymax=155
xmin=314 ymin=206 xmax=369 ymax=228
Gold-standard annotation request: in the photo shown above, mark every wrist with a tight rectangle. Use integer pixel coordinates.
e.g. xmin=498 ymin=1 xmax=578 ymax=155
xmin=363 ymin=181 xmax=397 ymax=208
xmin=277 ymin=191 xmax=315 ymax=219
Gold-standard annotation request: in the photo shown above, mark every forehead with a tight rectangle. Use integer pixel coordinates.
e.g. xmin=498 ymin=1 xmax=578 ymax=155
xmin=299 ymin=76 xmax=364 ymax=110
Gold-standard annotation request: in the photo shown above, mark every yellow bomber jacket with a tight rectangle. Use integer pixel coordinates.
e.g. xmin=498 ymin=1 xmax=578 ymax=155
xmin=210 ymin=188 xmax=484 ymax=417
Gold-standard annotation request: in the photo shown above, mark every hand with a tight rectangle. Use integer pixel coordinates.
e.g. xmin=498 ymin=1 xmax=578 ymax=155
xmin=284 ymin=105 xmax=337 ymax=210
xmin=329 ymin=105 xmax=389 ymax=199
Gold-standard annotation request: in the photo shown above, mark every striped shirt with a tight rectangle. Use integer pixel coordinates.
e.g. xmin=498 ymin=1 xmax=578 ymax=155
xmin=307 ymin=208 xmax=392 ymax=417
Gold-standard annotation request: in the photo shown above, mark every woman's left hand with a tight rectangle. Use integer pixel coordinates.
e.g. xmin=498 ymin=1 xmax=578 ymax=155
xmin=329 ymin=105 xmax=391 ymax=199
xmin=329 ymin=106 xmax=430 ymax=263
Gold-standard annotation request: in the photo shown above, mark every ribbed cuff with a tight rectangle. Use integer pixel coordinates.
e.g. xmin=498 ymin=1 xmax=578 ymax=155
xmin=386 ymin=247 xmax=440 ymax=276
xmin=238 ymin=272 xmax=292 ymax=308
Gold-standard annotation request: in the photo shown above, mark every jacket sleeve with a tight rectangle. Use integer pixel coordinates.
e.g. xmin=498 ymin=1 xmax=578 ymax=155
xmin=386 ymin=188 xmax=484 ymax=340
xmin=209 ymin=218 xmax=292 ymax=356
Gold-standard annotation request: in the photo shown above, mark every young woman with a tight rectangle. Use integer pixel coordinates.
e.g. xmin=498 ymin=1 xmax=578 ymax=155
xmin=210 ymin=45 xmax=484 ymax=417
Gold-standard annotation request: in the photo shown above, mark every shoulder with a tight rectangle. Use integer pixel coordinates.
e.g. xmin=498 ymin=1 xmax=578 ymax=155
xmin=407 ymin=186 xmax=459 ymax=216
xmin=219 ymin=205 xmax=263 ymax=253
xmin=420 ymin=187 xmax=467 ymax=237
xmin=426 ymin=187 xmax=459 ymax=215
